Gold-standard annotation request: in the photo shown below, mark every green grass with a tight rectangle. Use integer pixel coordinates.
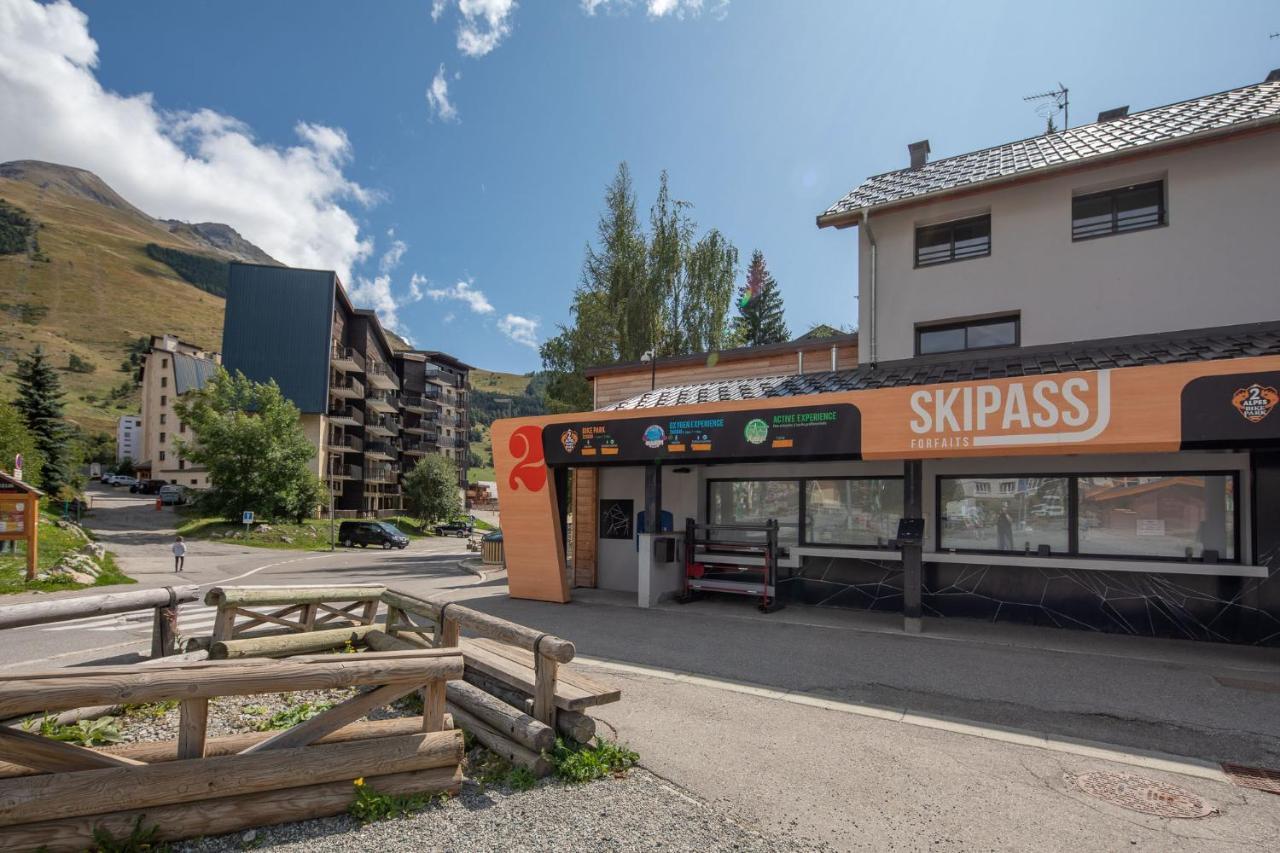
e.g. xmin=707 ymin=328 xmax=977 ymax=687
xmin=175 ymin=511 xmax=437 ymax=551
xmin=547 ymin=737 xmax=639 ymax=783
xmin=0 ymin=513 xmax=132 ymax=595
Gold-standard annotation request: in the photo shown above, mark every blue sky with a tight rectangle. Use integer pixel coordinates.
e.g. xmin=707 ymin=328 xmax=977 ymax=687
xmin=5 ymin=1 xmax=1279 ymax=372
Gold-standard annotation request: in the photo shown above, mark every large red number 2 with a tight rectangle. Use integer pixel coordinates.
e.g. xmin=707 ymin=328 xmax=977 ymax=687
xmin=508 ymin=425 xmax=547 ymax=492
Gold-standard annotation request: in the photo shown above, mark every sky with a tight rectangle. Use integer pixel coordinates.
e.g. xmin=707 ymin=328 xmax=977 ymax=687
xmin=1 ymin=0 xmax=1278 ymax=373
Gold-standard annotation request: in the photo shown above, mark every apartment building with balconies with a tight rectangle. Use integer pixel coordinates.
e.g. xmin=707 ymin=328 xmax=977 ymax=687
xmin=419 ymin=351 xmax=472 ymax=488
xmin=222 ymin=262 xmax=471 ymax=517
xmin=136 ymin=334 xmax=220 ymax=488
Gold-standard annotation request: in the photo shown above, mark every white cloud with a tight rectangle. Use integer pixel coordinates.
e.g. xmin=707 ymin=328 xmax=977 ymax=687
xmin=425 ymin=64 xmax=459 ymax=122
xmin=583 ymin=0 xmax=728 ymax=18
xmin=498 ymin=314 xmax=539 ymax=349
xmin=379 ymin=229 xmax=407 ymax=273
xmin=426 ymin=279 xmax=494 ymax=315
xmin=408 ymin=272 xmax=427 ymax=302
xmin=443 ymin=312 xmax=456 ymax=324
xmin=432 ymin=0 xmax=517 ymax=58
xmin=349 ymin=274 xmax=401 ymax=331
xmin=0 ymin=0 xmax=374 ymax=282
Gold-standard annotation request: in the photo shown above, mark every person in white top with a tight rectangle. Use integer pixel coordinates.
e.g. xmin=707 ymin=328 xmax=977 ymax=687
xmin=172 ymin=536 xmax=187 ymax=573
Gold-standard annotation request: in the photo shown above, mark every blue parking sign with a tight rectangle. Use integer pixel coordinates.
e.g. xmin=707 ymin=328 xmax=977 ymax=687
xmin=242 ymin=510 xmax=255 ymax=524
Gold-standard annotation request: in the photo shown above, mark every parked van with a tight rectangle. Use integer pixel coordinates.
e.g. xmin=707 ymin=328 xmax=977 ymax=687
xmin=338 ymin=520 xmax=409 ymax=550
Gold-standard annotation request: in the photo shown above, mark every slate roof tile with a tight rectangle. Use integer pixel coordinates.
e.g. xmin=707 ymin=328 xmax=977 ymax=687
xmin=821 ymin=81 xmax=1280 ymax=219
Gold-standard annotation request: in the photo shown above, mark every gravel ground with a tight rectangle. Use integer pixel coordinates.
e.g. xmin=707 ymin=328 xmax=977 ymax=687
xmin=113 ymin=687 xmax=382 ymax=742
xmin=174 ymin=769 xmax=835 ymax=852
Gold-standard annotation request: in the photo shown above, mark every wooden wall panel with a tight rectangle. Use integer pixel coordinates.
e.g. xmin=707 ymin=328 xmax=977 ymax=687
xmin=571 ymin=468 xmax=597 ymax=588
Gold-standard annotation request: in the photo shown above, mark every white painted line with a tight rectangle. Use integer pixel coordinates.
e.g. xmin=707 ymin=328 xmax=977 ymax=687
xmin=574 ymin=655 xmax=1231 ymax=784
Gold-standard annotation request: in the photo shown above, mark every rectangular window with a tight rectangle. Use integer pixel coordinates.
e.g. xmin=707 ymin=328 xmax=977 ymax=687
xmin=160 ymin=395 xmax=167 ymax=406
xmin=159 ymin=432 xmax=166 ymax=443
xmin=708 ymin=479 xmax=801 ymax=547
xmin=161 ymin=377 xmax=168 ymax=388
xmin=916 ymin=315 xmax=1019 ymax=356
xmin=178 ymin=459 xmax=185 ymax=470
xmin=179 ymin=423 xmax=186 ymax=434
xmin=804 ymin=478 xmax=904 ymax=547
xmin=939 ymin=477 xmax=1070 ymax=554
xmin=159 ymin=414 xmax=167 ymax=425
xmin=159 ymin=451 xmax=166 ymax=462
xmin=1072 ymin=180 xmax=1165 ymax=240
xmin=937 ymin=471 xmax=1239 ymax=562
xmin=915 ymin=215 xmax=991 ymax=267
xmin=1078 ymin=475 xmax=1236 ymax=561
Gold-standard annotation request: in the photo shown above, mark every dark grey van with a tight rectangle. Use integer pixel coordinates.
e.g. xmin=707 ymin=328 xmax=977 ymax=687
xmin=338 ymin=521 xmax=409 ymax=549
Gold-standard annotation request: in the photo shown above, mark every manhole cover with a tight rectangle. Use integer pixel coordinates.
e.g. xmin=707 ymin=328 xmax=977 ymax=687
xmin=1069 ymin=772 xmax=1216 ymax=818
xmin=1222 ymin=763 xmax=1280 ymax=795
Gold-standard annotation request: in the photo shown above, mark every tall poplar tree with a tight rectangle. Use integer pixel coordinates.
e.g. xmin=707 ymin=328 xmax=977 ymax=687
xmin=731 ymin=250 xmax=789 ymax=347
xmin=14 ymin=346 xmax=71 ymax=493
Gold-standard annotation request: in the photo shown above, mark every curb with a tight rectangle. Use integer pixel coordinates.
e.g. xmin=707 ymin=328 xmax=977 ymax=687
xmin=458 ymin=556 xmax=501 ymax=580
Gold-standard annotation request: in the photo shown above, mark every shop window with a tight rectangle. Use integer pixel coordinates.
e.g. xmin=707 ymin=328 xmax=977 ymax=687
xmin=1078 ymin=474 xmax=1236 ymax=561
xmin=707 ymin=479 xmax=801 ymax=547
xmin=938 ymin=476 xmax=1070 ymax=554
xmin=916 ymin=314 xmax=1019 ymax=356
xmin=804 ymin=478 xmax=904 ymax=547
xmin=915 ymin=214 xmax=991 ymax=267
xmin=1072 ymin=180 xmax=1165 ymax=240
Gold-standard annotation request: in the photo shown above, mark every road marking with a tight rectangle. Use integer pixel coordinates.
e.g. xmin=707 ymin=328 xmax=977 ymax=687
xmin=574 ymin=655 xmax=1231 ymax=785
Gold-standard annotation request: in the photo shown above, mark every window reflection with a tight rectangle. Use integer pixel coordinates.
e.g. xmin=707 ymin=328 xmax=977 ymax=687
xmin=939 ymin=477 xmax=1070 ymax=554
xmin=708 ymin=480 xmax=800 ymax=546
xmin=805 ymin=479 xmax=903 ymax=547
xmin=1078 ymin=475 xmax=1234 ymax=560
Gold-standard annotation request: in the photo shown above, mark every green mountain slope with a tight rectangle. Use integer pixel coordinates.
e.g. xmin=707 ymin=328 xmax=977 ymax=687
xmin=0 ymin=164 xmax=256 ymax=436
xmin=468 ymin=369 xmax=547 ymax=481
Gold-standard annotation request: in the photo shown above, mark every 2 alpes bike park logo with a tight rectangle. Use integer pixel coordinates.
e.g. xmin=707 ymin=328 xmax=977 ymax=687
xmin=1232 ymin=383 xmax=1278 ymax=423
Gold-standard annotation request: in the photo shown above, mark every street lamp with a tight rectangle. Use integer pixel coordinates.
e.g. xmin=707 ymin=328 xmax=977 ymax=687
xmin=641 ymin=349 xmax=656 ymax=391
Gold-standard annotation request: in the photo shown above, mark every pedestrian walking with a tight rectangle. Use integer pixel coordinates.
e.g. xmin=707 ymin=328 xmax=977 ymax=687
xmin=172 ymin=535 xmax=187 ymax=572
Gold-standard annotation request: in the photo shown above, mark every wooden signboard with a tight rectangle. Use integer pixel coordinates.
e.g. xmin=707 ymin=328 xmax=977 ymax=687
xmin=0 ymin=473 xmax=43 ymax=581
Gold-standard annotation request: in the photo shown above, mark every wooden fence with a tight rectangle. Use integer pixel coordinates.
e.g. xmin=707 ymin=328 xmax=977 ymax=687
xmin=0 ymin=585 xmax=201 ymax=659
xmin=203 ymin=586 xmax=620 ymax=776
xmin=0 ymin=649 xmax=464 ymax=851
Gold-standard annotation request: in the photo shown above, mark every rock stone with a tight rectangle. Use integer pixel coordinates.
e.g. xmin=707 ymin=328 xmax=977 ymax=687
xmin=78 ymin=542 xmax=107 ymax=560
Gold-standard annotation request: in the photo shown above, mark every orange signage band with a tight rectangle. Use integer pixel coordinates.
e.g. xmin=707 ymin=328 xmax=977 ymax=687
xmin=492 ymin=356 xmax=1280 ymax=603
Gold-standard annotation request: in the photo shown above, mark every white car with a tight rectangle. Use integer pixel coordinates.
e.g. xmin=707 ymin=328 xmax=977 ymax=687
xmin=111 ymin=475 xmax=139 ymax=488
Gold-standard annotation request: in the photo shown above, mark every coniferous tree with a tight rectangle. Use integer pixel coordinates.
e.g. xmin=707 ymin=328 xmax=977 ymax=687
xmin=13 ymin=346 xmax=71 ymax=492
xmin=731 ymin=250 xmax=789 ymax=347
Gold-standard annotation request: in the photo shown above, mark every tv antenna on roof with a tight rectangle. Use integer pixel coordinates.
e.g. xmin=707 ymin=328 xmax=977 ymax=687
xmin=1024 ymin=83 xmax=1069 ymax=133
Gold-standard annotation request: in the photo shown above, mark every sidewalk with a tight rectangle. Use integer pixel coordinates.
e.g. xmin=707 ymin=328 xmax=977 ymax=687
xmin=447 ymin=586 xmax=1280 ymax=850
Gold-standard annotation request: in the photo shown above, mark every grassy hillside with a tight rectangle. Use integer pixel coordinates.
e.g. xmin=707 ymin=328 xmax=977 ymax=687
xmin=0 ymin=177 xmax=226 ymax=435
xmin=468 ymin=369 xmax=546 ymax=482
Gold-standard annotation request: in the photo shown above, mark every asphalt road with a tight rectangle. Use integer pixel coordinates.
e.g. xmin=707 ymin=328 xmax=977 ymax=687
xmin=0 ymin=485 xmax=476 ymax=671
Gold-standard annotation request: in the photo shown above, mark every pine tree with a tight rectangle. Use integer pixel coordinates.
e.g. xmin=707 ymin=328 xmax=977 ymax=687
xmin=13 ymin=346 xmax=71 ymax=492
xmin=731 ymin=250 xmax=789 ymax=347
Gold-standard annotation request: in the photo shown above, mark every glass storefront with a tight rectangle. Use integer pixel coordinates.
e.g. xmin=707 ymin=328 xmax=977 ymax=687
xmin=938 ymin=477 xmax=1070 ymax=554
xmin=805 ymin=479 xmax=903 ymax=547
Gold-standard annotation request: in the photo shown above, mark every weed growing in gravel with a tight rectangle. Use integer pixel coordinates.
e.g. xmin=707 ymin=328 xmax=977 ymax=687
xmin=241 ymin=705 xmax=269 ymax=716
xmin=347 ymin=777 xmax=448 ymax=824
xmin=255 ymin=701 xmax=335 ymax=731
xmin=20 ymin=714 xmax=124 ymax=747
xmin=88 ymin=814 xmax=167 ymax=851
xmin=123 ymin=700 xmax=179 ymax=720
xmin=547 ymin=737 xmax=639 ymax=783
xmin=505 ymin=766 xmax=538 ymax=791
xmin=395 ymin=691 xmax=425 ymax=715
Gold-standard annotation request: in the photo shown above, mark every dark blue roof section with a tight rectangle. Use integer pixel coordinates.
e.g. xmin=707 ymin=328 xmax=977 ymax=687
xmin=173 ymin=352 xmax=218 ymax=395
xmin=603 ymin=321 xmax=1280 ymax=410
xmin=223 ymin=263 xmax=335 ymax=413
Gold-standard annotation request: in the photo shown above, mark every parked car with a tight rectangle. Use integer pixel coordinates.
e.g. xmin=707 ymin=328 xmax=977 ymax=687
xmin=130 ymin=479 xmax=167 ymax=495
xmin=110 ymin=475 xmax=139 ymax=488
xmin=433 ymin=518 xmax=474 ymax=537
xmin=158 ymin=484 xmax=186 ymax=506
xmin=338 ymin=520 xmax=409 ymax=550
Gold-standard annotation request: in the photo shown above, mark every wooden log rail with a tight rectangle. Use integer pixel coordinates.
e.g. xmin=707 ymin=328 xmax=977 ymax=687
xmin=0 ymin=650 xmax=464 ymax=852
xmin=0 ymin=585 xmax=200 ymax=658
xmin=205 ymin=585 xmax=386 ymax=643
xmin=380 ymin=589 xmax=574 ymax=730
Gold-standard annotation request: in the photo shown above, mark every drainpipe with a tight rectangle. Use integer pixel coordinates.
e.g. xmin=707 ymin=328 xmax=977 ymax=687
xmin=830 ymin=345 xmax=837 ymax=371
xmin=797 ymin=350 xmax=804 ymax=375
xmin=862 ymin=210 xmax=878 ymax=368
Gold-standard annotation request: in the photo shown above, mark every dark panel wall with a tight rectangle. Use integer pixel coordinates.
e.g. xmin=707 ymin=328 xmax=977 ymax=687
xmin=223 ymin=264 xmax=335 ymax=414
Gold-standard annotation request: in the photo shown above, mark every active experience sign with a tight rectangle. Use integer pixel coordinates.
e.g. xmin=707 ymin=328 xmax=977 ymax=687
xmin=542 ymin=404 xmax=861 ymax=465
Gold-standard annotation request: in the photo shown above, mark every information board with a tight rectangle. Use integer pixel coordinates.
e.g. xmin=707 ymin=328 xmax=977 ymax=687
xmin=543 ymin=403 xmax=861 ymax=465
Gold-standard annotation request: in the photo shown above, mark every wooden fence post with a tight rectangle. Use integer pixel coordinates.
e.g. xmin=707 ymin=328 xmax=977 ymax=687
xmin=533 ymin=653 xmax=557 ymax=728
xmin=211 ymin=607 xmax=236 ymax=643
xmin=360 ymin=599 xmax=379 ymax=625
xmin=386 ymin=607 xmax=404 ymax=638
xmin=177 ymin=699 xmax=208 ymax=760
xmin=150 ymin=604 xmax=177 ymax=658
xmin=422 ymin=681 xmax=446 ymax=733
xmin=301 ymin=603 xmax=318 ymax=632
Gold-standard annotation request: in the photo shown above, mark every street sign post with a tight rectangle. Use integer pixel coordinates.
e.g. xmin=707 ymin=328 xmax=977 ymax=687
xmin=242 ymin=510 xmax=254 ymax=538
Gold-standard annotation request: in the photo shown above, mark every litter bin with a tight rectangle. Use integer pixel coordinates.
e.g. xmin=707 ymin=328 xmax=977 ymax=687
xmin=481 ymin=530 xmax=504 ymax=566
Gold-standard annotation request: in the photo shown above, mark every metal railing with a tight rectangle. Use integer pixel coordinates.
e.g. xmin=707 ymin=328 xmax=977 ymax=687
xmin=330 ymin=376 xmax=365 ymax=398
xmin=330 ymin=345 xmax=366 ymax=372
xmin=327 ymin=405 xmax=365 ymax=426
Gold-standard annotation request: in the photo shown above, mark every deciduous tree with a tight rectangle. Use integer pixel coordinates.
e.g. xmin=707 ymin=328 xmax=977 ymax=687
xmin=402 ymin=455 xmax=461 ymax=523
xmin=175 ymin=369 xmax=324 ymax=522
xmin=0 ymin=400 xmax=44 ymax=486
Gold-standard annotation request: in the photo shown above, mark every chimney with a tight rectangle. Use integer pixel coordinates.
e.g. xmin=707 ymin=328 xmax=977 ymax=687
xmin=1267 ymin=68 xmax=1280 ymax=84
xmin=1097 ymin=106 xmax=1129 ymax=123
xmin=908 ymin=139 xmax=930 ymax=171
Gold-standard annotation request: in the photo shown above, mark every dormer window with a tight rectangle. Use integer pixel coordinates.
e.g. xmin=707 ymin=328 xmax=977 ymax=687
xmin=915 ymin=214 xmax=991 ymax=267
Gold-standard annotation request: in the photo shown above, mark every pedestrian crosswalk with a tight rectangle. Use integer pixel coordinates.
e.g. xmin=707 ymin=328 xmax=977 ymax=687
xmin=40 ymin=603 xmax=219 ymax=636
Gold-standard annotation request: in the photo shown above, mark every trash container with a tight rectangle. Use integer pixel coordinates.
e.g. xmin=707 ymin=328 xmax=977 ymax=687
xmin=481 ymin=530 xmax=504 ymax=566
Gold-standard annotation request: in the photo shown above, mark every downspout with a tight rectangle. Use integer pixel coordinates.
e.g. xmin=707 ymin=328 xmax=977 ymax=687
xmin=862 ymin=209 xmax=878 ymax=368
